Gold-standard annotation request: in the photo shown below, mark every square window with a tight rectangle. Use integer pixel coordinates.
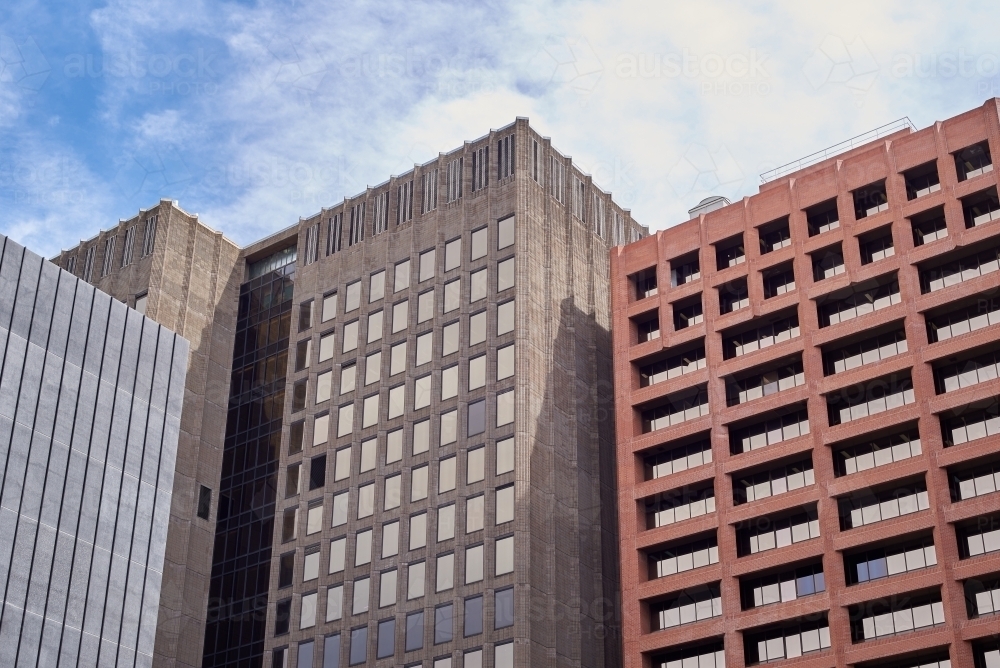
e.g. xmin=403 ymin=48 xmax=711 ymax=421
xmin=337 ymin=404 xmax=354 ymax=437
xmin=435 ymin=603 xmax=454 ymax=644
xmin=355 ymin=529 xmax=372 ymax=565
xmin=319 ymin=331 xmax=335 ymax=362
xmin=309 ymin=455 xmax=326 ymax=490
xmin=406 ymin=611 xmax=424 ymax=651
xmin=340 ymin=364 xmax=356 ymax=394
xmin=468 ymin=400 xmax=486 ymax=436
xmin=410 ymin=513 xmax=427 ymax=550
xmin=281 ymin=508 xmax=298 ymax=542
xmin=469 ymin=355 xmax=486 ymax=390
xmin=331 ymin=492 xmax=349 ymax=527
xmin=362 ymin=395 xmax=379 ymax=428
xmin=440 ymin=410 xmax=458 ymax=445
xmin=439 ymin=457 xmax=457 ymax=493
xmin=384 ymin=474 xmax=401 ymax=510
xmin=352 ymin=577 xmax=370 ymax=615
xmin=444 ymin=279 xmax=461 ymax=313
xmin=470 ymin=311 xmax=487 ymax=345
xmin=329 ymin=538 xmax=346 ymax=573
xmin=316 ymin=370 xmax=332 ymax=404
xmin=497 ymin=300 xmax=514 ymax=335
xmin=292 ymin=380 xmax=308 ymax=412
xmin=299 ymin=301 xmax=314 ymax=331
xmin=438 ymin=504 xmax=456 ymax=541
xmin=345 ymin=281 xmax=361 ymax=313
xmin=497 ymin=257 xmax=515 ymax=292
xmin=386 ymin=429 xmax=403 ymax=463
xmin=416 ymin=331 xmax=433 ymax=366
xmin=289 ymin=421 xmax=304 ymax=455
xmin=496 ymin=485 xmax=514 ymax=524
xmin=326 ymin=588 xmax=343 ymax=621
xmin=465 ymin=545 xmax=484 ymax=583
xmin=420 ymin=249 xmax=436 ymax=282
xmin=286 ymin=464 xmax=300 ymax=498
xmin=279 ymin=552 xmax=294 ymax=588
xmin=408 ymin=561 xmax=426 ymax=599
xmin=471 ymin=227 xmax=487 ymax=261
xmin=370 ymin=270 xmax=385 ymax=303
xmin=466 ymin=495 xmax=484 ymax=532
xmin=388 ymin=385 xmax=405 ymax=420
xmin=377 ymin=618 xmax=395 ymax=658
xmin=436 ymin=554 xmax=454 ymax=592
xmin=496 ymin=390 xmax=514 ymax=427
xmin=300 ymin=592 xmax=317 ymax=629
xmin=382 ymin=521 xmax=399 ymax=558
xmin=496 ymin=345 xmax=514 ymax=380
xmin=498 ymin=216 xmax=515 ymax=250
xmin=442 ymin=321 xmax=460 ymax=356
xmin=342 ymin=320 xmax=359 ymax=353
xmin=365 ymin=351 xmax=381 ymax=385
xmin=497 ymin=437 xmax=514 ymax=475
xmin=414 ymin=375 xmax=432 ymax=410
xmin=390 ymin=341 xmax=407 ymax=375
xmin=496 ymin=536 xmax=514 ymax=575
xmin=446 ymin=237 xmax=462 ymax=271
xmin=411 ymin=465 xmax=429 ymax=501
xmin=441 ymin=366 xmax=459 ymax=400
xmin=418 ymin=290 xmax=435 ymax=323
xmin=334 ymin=446 xmax=351 ymax=481
xmin=464 ymin=597 xmax=483 ymax=637
xmin=358 ymin=483 xmax=375 ymax=519
xmin=494 ymin=588 xmax=514 ymax=628
xmin=395 ymin=260 xmax=410 ymax=293
xmin=360 ymin=438 xmax=377 ymax=473
xmin=392 ymin=300 xmax=408 ymax=333
xmin=467 ymin=448 xmax=485 ymax=483
xmin=413 ymin=420 xmax=430 ymax=454
xmin=379 ymin=570 xmax=397 ymax=608
xmin=470 ymin=269 xmax=487 ymax=302
xmin=349 ymin=625 xmax=367 ymax=665
xmin=367 ymin=311 xmax=383 ymax=343
xmin=295 ymin=339 xmax=311 ymax=371
xmin=322 ymin=292 xmax=338 ymax=322
xmin=312 ymin=414 xmax=329 ymax=447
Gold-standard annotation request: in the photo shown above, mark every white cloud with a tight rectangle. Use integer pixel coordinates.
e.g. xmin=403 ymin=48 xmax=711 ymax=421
xmin=3 ymin=0 xmax=1000 ymax=251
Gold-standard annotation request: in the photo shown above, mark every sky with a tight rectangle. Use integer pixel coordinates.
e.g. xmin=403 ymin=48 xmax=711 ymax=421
xmin=1 ymin=0 xmax=999 ymax=257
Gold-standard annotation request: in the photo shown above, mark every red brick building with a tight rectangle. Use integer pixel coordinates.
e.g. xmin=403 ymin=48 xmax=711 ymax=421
xmin=611 ymin=99 xmax=1000 ymax=668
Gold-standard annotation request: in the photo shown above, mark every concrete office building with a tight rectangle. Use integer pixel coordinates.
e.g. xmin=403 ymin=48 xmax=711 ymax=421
xmin=53 ymin=200 xmax=243 ymax=667
xmin=0 ymin=232 xmax=188 ymax=666
xmin=611 ymin=98 xmax=1000 ymax=668
xmin=53 ymin=118 xmax=646 ymax=667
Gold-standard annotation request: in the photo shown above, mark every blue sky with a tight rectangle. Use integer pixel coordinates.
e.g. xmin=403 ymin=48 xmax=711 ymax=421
xmin=1 ymin=0 xmax=998 ymax=257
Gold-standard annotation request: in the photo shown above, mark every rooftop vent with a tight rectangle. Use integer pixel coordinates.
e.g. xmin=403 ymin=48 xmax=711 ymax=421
xmin=688 ymin=196 xmax=731 ymax=219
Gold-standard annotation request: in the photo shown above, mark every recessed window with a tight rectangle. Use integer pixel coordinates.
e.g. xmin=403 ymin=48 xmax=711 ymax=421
xmin=445 ymin=237 xmax=462 ymax=271
xmin=359 ymin=438 xmax=376 ymax=473
xmin=497 ymin=301 xmax=514 ymax=336
xmin=903 ymin=161 xmax=940 ymax=200
xmin=758 ymin=217 xmax=791 ymax=254
xmin=955 ymin=140 xmax=993 ymax=181
xmin=715 ymin=234 xmax=745 ymax=269
xmin=416 ymin=331 xmax=433 ymax=366
xmin=278 ymin=552 xmax=294 ymax=588
xmin=367 ymin=310 xmax=383 ymax=343
xmin=342 ymin=320 xmax=359 ymax=353
xmin=471 ymin=227 xmax=487 ymax=261
xmin=811 ymin=244 xmax=845 ymax=280
xmin=470 ymin=310 xmax=487 ymax=345
xmin=468 ymin=399 xmax=486 ymax=436
xmin=469 ymin=355 xmax=486 ymax=390
xmin=494 ymin=588 xmax=514 ymax=629
xmin=334 ymin=446 xmax=351 ymax=481
xmin=370 ymin=270 xmax=385 ymax=303
xmin=439 ymin=457 xmax=457 ymax=493
xmin=805 ymin=199 xmax=839 ymax=236
xmin=365 ymin=352 xmax=381 ymax=386
xmin=285 ymin=464 xmax=300 ymax=498
xmin=496 ymin=437 xmax=514 ymax=475
xmin=322 ymin=292 xmax=338 ymax=322
xmin=414 ymin=374 xmax=432 ymax=410
xmin=386 ymin=429 xmax=403 ymax=463
xmin=394 ymin=260 xmax=410 ymax=293
xmin=859 ymin=227 xmax=895 ymax=264
xmin=345 ymin=281 xmax=361 ymax=313
xmin=390 ymin=341 xmax=407 ymax=376
xmin=392 ymin=300 xmax=408 ymax=333
xmin=438 ymin=504 xmax=456 ymax=541
xmin=442 ymin=321 xmax=459 ymax=356
xmin=444 ymin=279 xmax=461 ymax=313
xmin=719 ymin=278 xmax=749 ymax=313
xmin=853 ymin=180 xmax=889 ymax=219
xmin=442 ymin=365 xmax=459 ymax=400
xmin=329 ymin=538 xmax=346 ymax=573
xmin=762 ymin=262 xmax=795 ymax=298
xmin=197 ymin=485 xmax=212 ymax=520
xmin=497 ymin=344 xmax=514 ymax=380
xmin=340 ymin=364 xmax=356 ymax=395
xmin=409 ymin=513 xmax=427 ymax=551
xmin=319 ymin=331 xmax=335 ymax=362
xmin=337 ymin=404 xmax=354 ymax=437
xmin=470 ymin=268 xmax=487 ymax=302
xmin=413 ymin=419 xmax=430 ymax=454
xmin=411 ymin=465 xmax=429 ymax=501
xmin=632 ymin=268 xmax=658 ymax=300
xmin=418 ymin=290 xmax=434 ymax=323
xmin=497 ymin=257 xmax=515 ymax=292
xmin=498 ymin=215 xmax=515 ymax=250
xmin=420 ymin=249 xmax=436 ymax=282
xmin=309 ymin=455 xmax=326 ymax=490
xmin=299 ymin=300 xmax=313 ymax=332
xmin=440 ymin=410 xmax=458 ymax=446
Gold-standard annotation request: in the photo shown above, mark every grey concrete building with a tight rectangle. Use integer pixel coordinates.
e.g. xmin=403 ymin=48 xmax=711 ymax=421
xmin=52 ymin=118 xmax=645 ymax=668
xmin=0 ymin=232 xmax=188 ymax=666
xmin=53 ymin=201 xmax=243 ymax=668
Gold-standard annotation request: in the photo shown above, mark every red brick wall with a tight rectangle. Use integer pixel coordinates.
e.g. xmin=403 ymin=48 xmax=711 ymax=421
xmin=611 ymin=99 xmax=1000 ymax=668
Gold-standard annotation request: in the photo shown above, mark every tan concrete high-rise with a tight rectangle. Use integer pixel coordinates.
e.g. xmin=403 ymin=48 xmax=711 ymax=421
xmin=53 ymin=119 xmax=646 ymax=668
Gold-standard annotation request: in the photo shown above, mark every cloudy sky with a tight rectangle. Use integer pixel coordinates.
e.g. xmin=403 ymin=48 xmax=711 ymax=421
xmin=1 ymin=0 xmax=998 ymax=257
